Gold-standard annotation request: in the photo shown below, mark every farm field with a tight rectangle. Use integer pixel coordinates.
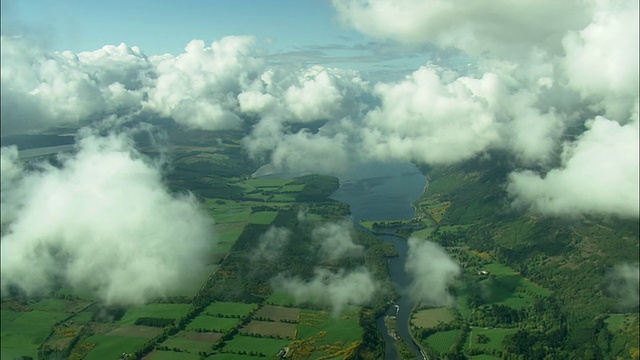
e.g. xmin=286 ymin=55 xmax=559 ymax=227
xmin=240 ymin=320 xmax=296 ymax=339
xmin=144 ymin=349 xmax=202 ymax=360
xmin=186 ymin=315 xmax=240 ymax=332
xmin=1 ymin=309 xmax=69 ymax=359
xmin=411 ymin=307 xmax=455 ymax=329
xmin=478 ymin=263 xmax=550 ymax=309
xmin=426 ymin=329 xmax=460 ymax=354
xmin=265 ymin=291 xmax=297 ymax=307
xmin=209 ymin=353 xmax=266 ymax=360
xmin=118 ymin=303 xmax=191 ymax=325
xmin=83 ymin=334 xmax=148 ymax=360
xmin=204 ymin=302 xmax=258 ymax=317
xmin=253 ymin=305 xmax=300 ymax=322
xmin=162 ymin=331 xmax=223 ymax=353
xmin=291 ymin=309 xmax=362 ymax=359
xmin=223 ymin=335 xmax=290 ymax=356
xmin=248 ymin=211 xmax=279 ymax=225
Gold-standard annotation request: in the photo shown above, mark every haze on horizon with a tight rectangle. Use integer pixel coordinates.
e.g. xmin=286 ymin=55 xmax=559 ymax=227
xmin=1 ymin=0 xmax=638 ymax=305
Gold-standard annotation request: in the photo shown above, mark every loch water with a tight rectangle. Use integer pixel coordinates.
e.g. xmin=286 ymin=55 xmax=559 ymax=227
xmin=331 ymin=161 xmax=426 ymax=360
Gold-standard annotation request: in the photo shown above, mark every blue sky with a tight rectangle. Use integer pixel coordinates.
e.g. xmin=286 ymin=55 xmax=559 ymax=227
xmin=1 ymin=0 xmax=433 ymax=78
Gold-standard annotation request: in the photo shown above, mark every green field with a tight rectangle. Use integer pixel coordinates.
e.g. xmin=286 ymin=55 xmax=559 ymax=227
xmin=484 ymin=263 xmax=551 ymax=297
xmin=280 ymin=184 xmax=305 ymax=192
xmin=83 ymin=335 xmax=148 ymax=360
xmin=479 ymin=263 xmax=550 ymax=309
xmin=162 ymin=336 xmax=215 ymax=353
xmin=209 ymin=353 xmax=267 ymax=360
xmin=292 ymin=309 xmax=362 ymax=358
xmin=146 ymin=349 xmax=202 ymax=359
xmin=204 ymin=302 xmax=258 ymax=317
xmin=118 ymin=304 xmax=191 ymax=325
xmin=468 ymin=327 xmax=517 ymax=352
xmin=248 ymin=211 xmax=279 ymax=225
xmin=244 ymin=178 xmax=293 ymax=188
xmin=186 ymin=315 xmax=240 ymax=332
xmin=1 ymin=310 xmax=70 ymax=359
xmin=223 ymin=335 xmax=290 ymax=356
xmin=266 ymin=291 xmax=297 ymax=306
xmin=411 ymin=307 xmax=455 ymax=328
xmin=426 ymin=329 xmax=460 ymax=353
xmin=204 ymin=200 xmax=252 ymax=224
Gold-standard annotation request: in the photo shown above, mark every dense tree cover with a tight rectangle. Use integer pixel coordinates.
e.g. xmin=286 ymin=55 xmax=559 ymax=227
xmin=293 ymin=174 xmax=340 ymax=202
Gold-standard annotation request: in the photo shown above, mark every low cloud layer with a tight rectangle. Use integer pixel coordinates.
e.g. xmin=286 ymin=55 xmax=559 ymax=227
xmin=312 ymin=221 xmax=363 ymax=262
xmin=607 ymin=263 xmax=640 ymax=308
xmin=0 ymin=131 xmax=214 ymax=305
xmin=250 ymin=226 xmax=291 ymax=262
xmin=272 ymin=267 xmax=377 ymax=315
xmin=405 ymin=237 xmax=460 ymax=306
xmin=508 ymin=113 xmax=639 ymax=218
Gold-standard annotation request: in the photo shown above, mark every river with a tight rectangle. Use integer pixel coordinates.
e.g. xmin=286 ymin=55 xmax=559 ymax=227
xmin=330 ymin=161 xmax=426 ymax=360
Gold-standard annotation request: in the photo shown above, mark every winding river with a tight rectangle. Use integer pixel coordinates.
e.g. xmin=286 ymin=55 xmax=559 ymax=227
xmin=331 ymin=161 xmax=426 ymax=360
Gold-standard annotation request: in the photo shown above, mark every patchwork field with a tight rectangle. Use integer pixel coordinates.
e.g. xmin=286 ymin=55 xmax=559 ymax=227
xmin=107 ymin=325 xmax=163 ymax=338
xmin=426 ymin=329 xmax=460 ymax=354
xmin=241 ymin=320 xmax=296 ymax=339
xmin=162 ymin=330 xmax=223 ymax=353
xmin=411 ymin=307 xmax=455 ymax=329
xmin=83 ymin=334 xmax=149 ymax=360
xmin=204 ymin=302 xmax=258 ymax=317
xmin=1 ymin=309 xmax=69 ymax=359
xmin=144 ymin=350 xmax=202 ymax=360
xmin=253 ymin=305 xmax=300 ymax=322
xmin=118 ymin=303 xmax=191 ymax=325
xmin=291 ymin=309 xmax=362 ymax=359
xmin=186 ymin=315 xmax=240 ymax=332
xmin=223 ymin=335 xmax=290 ymax=356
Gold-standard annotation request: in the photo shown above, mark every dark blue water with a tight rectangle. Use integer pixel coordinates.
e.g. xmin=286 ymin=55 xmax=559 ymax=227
xmin=331 ymin=161 xmax=426 ymax=360
xmin=330 ymin=161 xmax=425 ymax=222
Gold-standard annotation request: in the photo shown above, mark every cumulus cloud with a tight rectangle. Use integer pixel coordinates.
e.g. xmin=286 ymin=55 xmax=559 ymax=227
xmin=145 ymin=36 xmax=264 ymax=130
xmin=272 ymin=267 xmax=377 ymax=315
xmin=562 ymin=0 xmax=639 ymax=120
xmin=508 ymin=113 xmax=639 ymax=218
xmin=360 ymin=66 xmax=502 ymax=164
xmin=312 ymin=221 xmax=364 ymax=262
xmin=1 ymin=37 xmax=149 ymax=135
xmin=250 ymin=226 xmax=291 ymax=262
xmin=405 ymin=237 xmax=460 ymax=306
xmin=0 ymin=131 xmax=214 ymax=305
xmin=240 ymin=66 xmax=369 ymax=174
xmin=607 ymin=263 xmax=640 ymax=308
xmin=331 ymin=0 xmax=592 ymax=58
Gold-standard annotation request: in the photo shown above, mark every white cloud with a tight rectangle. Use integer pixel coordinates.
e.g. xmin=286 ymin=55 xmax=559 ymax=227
xmin=331 ymin=0 xmax=592 ymax=58
xmin=0 ymin=131 xmax=214 ymax=305
xmin=1 ymin=37 xmax=149 ymax=135
xmin=145 ymin=36 xmax=263 ymax=130
xmin=405 ymin=237 xmax=460 ymax=306
xmin=272 ymin=267 xmax=377 ymax=315
xmin=312 ymin=221 xmax=363 ymax=262
xmin=360 ymin=66 xmax=502 ymax=164
xmin=608 ymin=263 xmax=640 ymax=308
xmin=562 ymin=0 xmax=639 ymax=121
xmin=250 ymin=226 xmax=291 ymax=262
xmin=508 ymin=113 xmax=639 ymax=218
